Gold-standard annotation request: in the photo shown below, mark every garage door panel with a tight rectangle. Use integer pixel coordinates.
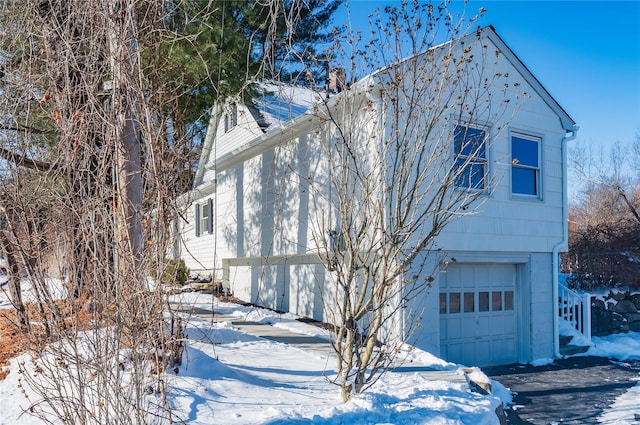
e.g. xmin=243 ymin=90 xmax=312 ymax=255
xmin=475 ymin=340 xmax=492 ymax=364
xmin=476 ymin=316 xmax=490 ymax=336
xmin=446 ymin=317 xmax=464 ymax=339
xmin=440 ymin=263 xmax=517 ymax=366
xmin=501 ymin=316 xmax=516 ymax=334
xmin=446 ymin=343 xmax=464 ymax=363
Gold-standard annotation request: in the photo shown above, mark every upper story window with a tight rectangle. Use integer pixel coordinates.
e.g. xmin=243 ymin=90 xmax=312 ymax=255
xmin=453 ymin=124 xmax=487 ymax=190
xmin=224 ymin=104 xmax=237 ymax=133
xmin=511 ymin=133 xmax=541 ymax=197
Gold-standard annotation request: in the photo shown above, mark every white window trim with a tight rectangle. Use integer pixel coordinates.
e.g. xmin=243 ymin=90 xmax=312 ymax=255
xmin=510 ymin=130 xmax=543 ymax=201
xmin=195 ymin=198 xmax=214 ymax=237
xmin=452 ymin=121 xmax=492 ymax=192
xmin=200 ymin=203 xmax=209 ymax=234
xmin=224 ymin=104 xmax=238 ymax=133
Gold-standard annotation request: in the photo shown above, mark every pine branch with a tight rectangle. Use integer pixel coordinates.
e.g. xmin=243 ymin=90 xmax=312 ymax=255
xmin=0 ymin=123 xmax=57 ymax=136
xmin=0 ymin=147 xmax=56 ymax=171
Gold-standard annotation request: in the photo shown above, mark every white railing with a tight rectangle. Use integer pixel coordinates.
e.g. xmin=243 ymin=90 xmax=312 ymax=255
xmin=558 ymin=281 xmax=591 ymax=342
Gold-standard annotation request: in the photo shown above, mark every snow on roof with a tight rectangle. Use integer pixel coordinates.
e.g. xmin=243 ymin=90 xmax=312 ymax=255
xmin=251 ymin=81 xmax=322 ymax=129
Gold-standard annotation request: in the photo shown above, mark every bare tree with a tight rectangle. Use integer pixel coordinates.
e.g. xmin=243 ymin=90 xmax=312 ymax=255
xmin=0 ymin=1 xmax=187 ymax=422
xmin=301 ymin=3 xmax=520 ymax=401
xmin=567 ymin=135 xmax=640 ymax=289
xmin=572 ymin=139 xmax=640 ymax=224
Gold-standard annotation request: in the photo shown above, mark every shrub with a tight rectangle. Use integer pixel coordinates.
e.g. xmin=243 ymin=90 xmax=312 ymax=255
xmin=157 ymin=258 xmax=189 ymax=285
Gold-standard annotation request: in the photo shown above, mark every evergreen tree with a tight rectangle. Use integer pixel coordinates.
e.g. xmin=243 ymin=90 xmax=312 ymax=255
xmin=141 ymin=0 xmax=343 ymax=192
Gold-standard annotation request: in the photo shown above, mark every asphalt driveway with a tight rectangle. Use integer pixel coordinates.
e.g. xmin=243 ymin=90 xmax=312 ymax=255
xmin=484 ymin=356 xmax=640 ymax=424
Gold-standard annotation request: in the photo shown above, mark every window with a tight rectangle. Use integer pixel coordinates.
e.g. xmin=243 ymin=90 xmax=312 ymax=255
xmin=491 ymin=291 xmax=502 ymax=311
xmin=504 ymin=290 xmax=514 ymax=310
xmin=449 ymin=293 xmax=461 ymax=313
xmin=224 ymin=105 xmax=237 ymax=133
xmin=511 ymin=133 xmax=541 ymax=196
xmin=200 ymin=203 xmax=210 ymax=234
xmin=464 ymin=292 xmax=475 ymax=312
xmin=479 ymin=292 xmax=490 ymax=312
xmin=194 ymin=199 xmax=213 ymax=237
xmin=440 ymin=293 xmax=447 ymax=313
xmin=454 ymin=124 xmax=487 ymax=189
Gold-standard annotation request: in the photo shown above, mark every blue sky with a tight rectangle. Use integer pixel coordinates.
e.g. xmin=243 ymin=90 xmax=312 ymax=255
xmin=336 ymin=0 xmax=640 ymax=165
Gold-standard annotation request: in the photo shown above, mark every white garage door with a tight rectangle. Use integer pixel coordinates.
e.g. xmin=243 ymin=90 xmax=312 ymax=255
xmin=439 ymin=263 xmax=517 ymax=366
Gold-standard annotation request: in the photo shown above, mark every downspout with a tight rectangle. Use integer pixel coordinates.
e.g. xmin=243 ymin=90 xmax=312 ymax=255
xmin=552 ymin=124 xmax=579 ymax=358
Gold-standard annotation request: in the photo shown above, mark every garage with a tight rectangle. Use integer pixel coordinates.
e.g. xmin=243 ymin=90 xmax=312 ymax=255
xmin=439 ymin=263 xmax=518 ymax=366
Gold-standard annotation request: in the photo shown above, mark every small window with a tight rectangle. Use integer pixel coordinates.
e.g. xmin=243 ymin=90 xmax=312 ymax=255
xmin=491 ymin=292 xmax=502 ymax=311
xmin=449 ymin=293 xmax=461 ymax=313
xmin=224 ymin=105 xmax=238 ymax=133
xmin=454 ymin=124 xmax=487 ymax=189
xmin=440 ymin=293 xmax=447 ymax=313
xmin=464 ymin=292 xmax=475 ymax=312
xmin=512 ymin=133 xmax=540 ymax=197
xmin=479 ymin=292 xmax=490 ymax=312
xmin=504 ymin=291 xmax=514 ymax=311
xmin=200 ymin=203 xmax=209 ymax=234
xmin=195 ymin=199 xmax=213 ymax=237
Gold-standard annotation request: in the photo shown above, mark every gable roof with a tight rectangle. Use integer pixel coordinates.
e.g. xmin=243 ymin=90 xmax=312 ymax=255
xmin=191 ymin=82 xmax=321 ymax=189
xmin=191 ymin=26 xmax=577 ymax=192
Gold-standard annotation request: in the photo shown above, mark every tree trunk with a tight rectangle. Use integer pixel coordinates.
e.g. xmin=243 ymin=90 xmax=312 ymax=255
xmin=0 ymin=229 xmax=29 ymax=331
xmin=106 ymin=0 xmax=143 ymax=265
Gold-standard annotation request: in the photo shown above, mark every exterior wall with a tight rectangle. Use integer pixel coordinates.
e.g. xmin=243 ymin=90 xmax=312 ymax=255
xmin=427 ymin=38 xmax=567 ymax=254
xmin=528 ymin=252 xmax=555 ymax=359
xmin=212 ymin=104 xmax=265 ymax=162
xmin=226 ymin=254 xmax=328 ymax=321
xmin=437 ymin=104 xmax=567 ymax=253
xmin=179 ymin=128 xmax=334 ymax=280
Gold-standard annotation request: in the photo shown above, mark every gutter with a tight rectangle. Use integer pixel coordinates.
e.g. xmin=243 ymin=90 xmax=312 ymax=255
xmin=194 ymin=104 xmax=223 ymax=188
xmin=552 ymin=124 xmax=579 ymax=358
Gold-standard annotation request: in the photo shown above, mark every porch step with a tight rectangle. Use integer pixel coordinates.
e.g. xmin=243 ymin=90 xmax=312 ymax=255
xmin=559 ymin=335 xmax=573 ymax=346
xmin=559 ymin=334 xmax=590 ymax=356
xmin=560 ymin=344 xmax=590 ymax=356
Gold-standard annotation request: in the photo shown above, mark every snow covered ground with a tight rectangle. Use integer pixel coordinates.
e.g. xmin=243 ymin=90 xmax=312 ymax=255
xmin=1 ymin=289 xmax=639 ymax=424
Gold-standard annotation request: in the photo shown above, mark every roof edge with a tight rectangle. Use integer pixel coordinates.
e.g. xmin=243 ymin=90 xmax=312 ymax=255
xmin=481 ymin=26 xmax=577 ymax=132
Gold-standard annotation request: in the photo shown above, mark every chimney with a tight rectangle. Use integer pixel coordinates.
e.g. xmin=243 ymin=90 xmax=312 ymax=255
xmin=329 ymin=68 xmax=346 ymax=93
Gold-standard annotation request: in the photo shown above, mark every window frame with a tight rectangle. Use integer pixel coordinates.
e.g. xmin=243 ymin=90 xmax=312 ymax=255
xmin=453 ymin=123 xmax=489 ymax=190
xmin=510 ymin=131 xmax=542 ymax=199
xmin=195 ymin=198 xmax=213 ymax=237
xmin=224 ymin=104 xmax=238 ymax=133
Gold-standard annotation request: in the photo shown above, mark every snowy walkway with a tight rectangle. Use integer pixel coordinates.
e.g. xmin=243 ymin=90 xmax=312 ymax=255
xmin=169 ymin=300 xmax=467 ymax=384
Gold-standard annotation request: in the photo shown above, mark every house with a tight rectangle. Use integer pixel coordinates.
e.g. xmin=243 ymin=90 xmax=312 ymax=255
xmin=174 ymin=26 xmax=581 ymax=367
